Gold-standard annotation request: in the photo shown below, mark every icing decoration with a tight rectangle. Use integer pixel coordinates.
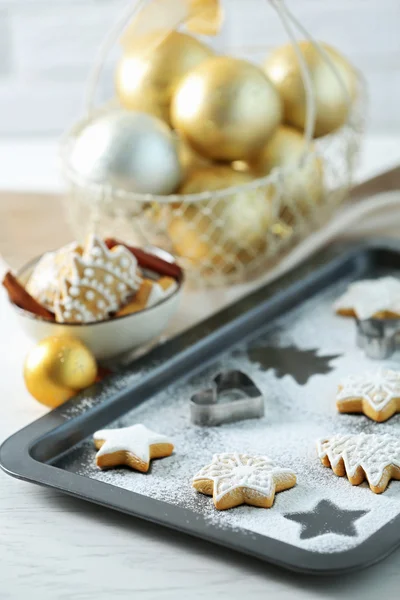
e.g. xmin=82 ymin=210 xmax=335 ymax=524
xmin=26 ymin=242 xmax=80 ymax=310
xmin=285 ymin=500 xmax=368 ymax=540
xmin=93 ymin=423 xmax=174 ymax=472
xmin=337 ymin=368 xmax=400 ymax=421
xmin=192 ymin=452 xmax=296 ymax=510
xmin=317 ymin=433 xmax=400 ymax=493
xmin=334 ymin=277 xmax=400 ymax=320
xmin=54 ymin=235 xmax=142 ymax=323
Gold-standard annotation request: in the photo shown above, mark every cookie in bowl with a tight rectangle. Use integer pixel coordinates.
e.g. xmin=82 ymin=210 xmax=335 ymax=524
xmin=2 ymin=235 xmax=183 ymax=360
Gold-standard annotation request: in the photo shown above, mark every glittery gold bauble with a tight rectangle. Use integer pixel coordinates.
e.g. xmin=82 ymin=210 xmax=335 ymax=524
xmin=171 ymin=56 xmax=282 ymax=162
xmin=264 ymin=42 xmax=356 ymax=137
xmin=169 ymin=165 xmax=272 ymax=267
xmin=116 ymin=31 xmax=214 ymax=125
xmin=176 ymin=134 xmax=209 ymax=176
xmin=251 ymin=126 xmax=324 ymax=214
xmin=24 ymin=336 xmax=98 ymax=408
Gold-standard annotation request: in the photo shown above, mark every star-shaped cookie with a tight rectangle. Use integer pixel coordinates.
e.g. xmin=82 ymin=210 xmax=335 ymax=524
xmin=317 ymin=433 xmax=400 ymax=493
xmin=93 ymin=424 xmax=174 ymax=472
xmin=192 ymin=453 xmax=296 ymax=510
xmin=285 ymin=500 xmax=368 ymax=540
xmin=334 ymin=277 xmax=400 ymax=320
xmin=336 ymin=369 xmax=400 ymax=422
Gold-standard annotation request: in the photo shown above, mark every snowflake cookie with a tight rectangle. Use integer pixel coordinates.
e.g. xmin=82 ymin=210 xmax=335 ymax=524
xmin=54 ymin=235 xmax=142 ymax=323
xmin=317 ymin=434 xmax=400 ymax=494
xmin=93 ymin=424 xmax=174 ymax=472
xmin=336 ymin=369 xmax=400 ymax=422
xmin=334 ymin=277 xmax=400 ymax=320
xmin=192 ymin=453 xmax=296 ymax=510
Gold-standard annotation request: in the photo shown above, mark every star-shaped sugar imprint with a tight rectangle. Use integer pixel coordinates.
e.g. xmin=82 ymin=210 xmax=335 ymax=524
xmin=285 ymin=500 xmax=368 ymax=540
xmin=334 ymin=276 xmax=400 ymax=320
xmin=192 ymin=453 xmax=296 ymax=510
xmin=54 ymin=235 xmax=142 ymax=323
xmin=337 ymin=368 xmax=400 ymax=422
xmin=93 ymin=424 xmax=174 ymax=472
xmin=317 ymin=433 xmax=400 ymax=493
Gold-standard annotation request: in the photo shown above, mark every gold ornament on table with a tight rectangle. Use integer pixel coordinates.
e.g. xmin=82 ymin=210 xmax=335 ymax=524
xmin=250 ymin=126 xmax=324 ymax=219
xmin=168 ymin=165 xmax=273 ymax=270
xmin=171 ymin=56 xmax=282 ymax=162
xmin=264 ymin=41 xmax=357 ymax=137
xmin=116 ymin=31 xmax=214 ymax=125
xmin=24 ymin=336 xmax=98 ymax=408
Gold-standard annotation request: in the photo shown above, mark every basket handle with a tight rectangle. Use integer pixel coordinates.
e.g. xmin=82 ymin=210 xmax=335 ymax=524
xmin=84 ymin=0 xmax=201 ymax=117
xmin=84 ymin=0 xmax=148 ymax=117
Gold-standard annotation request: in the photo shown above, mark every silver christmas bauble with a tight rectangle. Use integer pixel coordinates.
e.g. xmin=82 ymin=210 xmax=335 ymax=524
xmin=68 ymin=109 xmax=183 ymax=195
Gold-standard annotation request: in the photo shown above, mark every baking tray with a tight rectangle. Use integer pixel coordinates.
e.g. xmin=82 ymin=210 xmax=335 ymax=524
xmin=2 ymin=240 xmax=400 ymax=575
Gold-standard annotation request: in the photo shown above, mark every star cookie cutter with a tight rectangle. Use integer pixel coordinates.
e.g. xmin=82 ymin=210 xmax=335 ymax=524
xmin=190 ymin=371 xmax=264 ymax=427
xmin=356 ymin=317 xmax=400 ymax=359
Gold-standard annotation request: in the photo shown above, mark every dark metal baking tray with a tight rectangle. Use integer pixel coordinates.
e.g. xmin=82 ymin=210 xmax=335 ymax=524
xmin=2 ymin=240 xmax=400 ymax=575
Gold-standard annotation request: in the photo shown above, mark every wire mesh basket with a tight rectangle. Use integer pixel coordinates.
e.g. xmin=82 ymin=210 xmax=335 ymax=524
xmin=61 ymin=0 xmax=366 ymax=287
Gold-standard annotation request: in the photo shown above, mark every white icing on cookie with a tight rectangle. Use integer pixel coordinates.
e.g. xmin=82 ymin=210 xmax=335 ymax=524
xmin=334 ymin=277 xmax=400 ymax=319
xmin=193 ymin=453 xmax=295 ymax=503
xmin=317 ymin=434 xmax=400 ymax=487
xmin=54 ymin=235 xmax=142 ymax=323
xmin=26 ymin=242 xmax=80 ymax=310
xmin=94 ymin=424 xmax=173 ymax=464
xmin=337 ymin=368 xmax=400 ymax=411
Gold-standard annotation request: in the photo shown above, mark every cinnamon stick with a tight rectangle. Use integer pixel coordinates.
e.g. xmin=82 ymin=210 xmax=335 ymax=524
xmin=105 ymin=238 xmax=183 ymax=281
xmin=2 ymin=271 xmax=55 ymax=320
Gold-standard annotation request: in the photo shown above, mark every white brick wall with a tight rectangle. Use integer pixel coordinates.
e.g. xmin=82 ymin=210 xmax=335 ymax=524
xmin=0 ymin=0 xmax=399 ymax=136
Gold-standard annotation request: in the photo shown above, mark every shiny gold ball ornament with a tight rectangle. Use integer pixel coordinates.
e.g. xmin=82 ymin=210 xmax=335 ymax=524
xmin=24 ymin=336 xmax=98 ymax=408
xmin=251 ymin=126 xmax=324 ymax=213
xmin=169 ymin=165 xmax=272 ymax=267
xmin=171 ymin=56 xmax=282 ymax=162
xmin=179 ymin=164 xmax=254 ymax=194
xmin=176 ymin=133 xmax=209 ymax=177
xmin=264 ymin=41 xmax=356 ymax=137
xmin=116 ymin=31 xmax=214 ymax=125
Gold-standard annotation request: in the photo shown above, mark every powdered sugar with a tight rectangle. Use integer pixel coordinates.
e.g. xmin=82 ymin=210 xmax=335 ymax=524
xmin=55 ymin=274 xmax=400 ymax=555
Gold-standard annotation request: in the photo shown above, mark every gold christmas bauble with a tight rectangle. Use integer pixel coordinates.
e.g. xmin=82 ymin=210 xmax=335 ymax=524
xmin=171 ymin=56 xmax=282 ymax=162
xmin=176 ymin=133 xmax=209 ymax=177
xmin=251 ymin=126 xmax=324 ymax=215
xmin=24 ymin=336 xmax=98 ymax=408
xmin=179 ymin=164 xmax=254 ymax=194
xmin=169 ymin=165 xmax=272 ymax=268
xmin=264 ymin=42 xmax=356 ymax=137
xmin=116 ymin=31 xmax=214 ymax=125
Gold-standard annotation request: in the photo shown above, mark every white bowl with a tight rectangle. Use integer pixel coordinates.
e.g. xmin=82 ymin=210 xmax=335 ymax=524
xmin=11 ymin=256 xmax=183 ymax=361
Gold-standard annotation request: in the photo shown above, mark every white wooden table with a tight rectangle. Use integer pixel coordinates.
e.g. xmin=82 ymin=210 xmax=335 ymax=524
xmin=1 ymin=137 xmax=400 ymax=599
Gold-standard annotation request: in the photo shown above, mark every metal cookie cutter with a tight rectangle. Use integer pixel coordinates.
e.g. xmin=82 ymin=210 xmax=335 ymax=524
xmin=190 ymin=370 xmax=264 ymax=427
xmin=356 ymin=317 xmax=400 ymax=359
